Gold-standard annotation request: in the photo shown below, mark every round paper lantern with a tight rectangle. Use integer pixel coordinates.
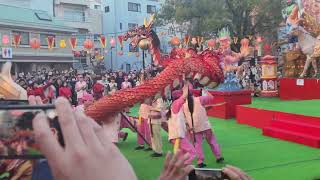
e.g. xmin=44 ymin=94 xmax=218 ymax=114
xmin=207 ymin=39 xmax=216 ymax=48
xmin=2 ymin=35 xmax=10 ymax=45
xmin=60 ymin=39 xmax=67 ymax=48
xmin=30 ymin=38 xmax=40 ymax=49
xmin=170 ymin=36 xmax=180 ymax=46
xmin=83 ymin=39 xmax=94 ymax=50
xmin=110 ymin=37 xmax=116 ymax=48
xmin=139 ymin=39 xmax=150 ymax=50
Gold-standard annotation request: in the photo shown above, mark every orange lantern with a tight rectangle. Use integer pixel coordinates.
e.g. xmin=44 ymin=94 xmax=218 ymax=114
xmin=207 ymin=39 xmax=216 ymax=49
xmin=83 ymin=39 xmax=94 ymax=50
xmin=2 ymin=35 xmax=10 ymax=46
xmin=170 ymin=36 xmax=180 ymax=46
xmin=139 ymin=39 xmax=150 ymax=50
xmin=30 ymin=38 xmax=40 ymax=49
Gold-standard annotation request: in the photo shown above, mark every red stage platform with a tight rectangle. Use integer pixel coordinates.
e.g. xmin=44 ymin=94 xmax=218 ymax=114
xmin=206 ymin=90 xmax=252 ymax=119
xmin=237 ymin=106 xmax=320 ymax=148
xmin=279 ymin=78 xmax=320 ymax=100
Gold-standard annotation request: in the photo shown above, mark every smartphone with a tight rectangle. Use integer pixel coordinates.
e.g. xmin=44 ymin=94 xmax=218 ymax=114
xmin=188 ymin=168 xmax=230 ymax=180
xmin=0 ymin=99 xmax=28 ymax=106
xmin=0 ymin=104 xmax=62 ymax=159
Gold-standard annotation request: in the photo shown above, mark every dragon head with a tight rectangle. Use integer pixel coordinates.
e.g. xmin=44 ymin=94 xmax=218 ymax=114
xmin=123 ymin=14 xmax=155 ymax=48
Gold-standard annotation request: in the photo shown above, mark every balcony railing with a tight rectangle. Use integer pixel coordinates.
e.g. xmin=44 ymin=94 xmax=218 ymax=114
xmin=55 ymin=0 xmax=89 ymax=6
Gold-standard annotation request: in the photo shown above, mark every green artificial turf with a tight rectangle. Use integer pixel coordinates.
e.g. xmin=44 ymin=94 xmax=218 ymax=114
xmin=247 ymin=98 xmax=320 ymax=117
xmin=118 ymin=104 xmax=320 ymax=180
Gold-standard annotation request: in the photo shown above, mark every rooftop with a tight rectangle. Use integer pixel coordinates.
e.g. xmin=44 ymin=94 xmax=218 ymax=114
xmin=0 ymin=4 xmax=77 ymax=33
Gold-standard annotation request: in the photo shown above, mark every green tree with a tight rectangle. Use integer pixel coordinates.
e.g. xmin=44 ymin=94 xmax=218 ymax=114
xmin=157 ymin=0 xmax=284 ymax=40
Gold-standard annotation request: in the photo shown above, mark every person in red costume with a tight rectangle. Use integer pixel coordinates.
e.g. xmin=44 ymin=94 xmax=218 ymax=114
xmin=59 ymin=81 xmax=72 ymax=102
xmin=92 ymin=78 xmax=105 ymax=100
xmin=30 ymin=81 xmax=52 ymax=103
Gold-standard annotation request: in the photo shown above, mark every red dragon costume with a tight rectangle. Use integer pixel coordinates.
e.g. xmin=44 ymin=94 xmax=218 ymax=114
xmin=85 ymin=16 xmax=224 ymax=122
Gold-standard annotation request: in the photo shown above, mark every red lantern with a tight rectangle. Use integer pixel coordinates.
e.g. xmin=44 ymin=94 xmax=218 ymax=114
xmin=2 ymin=35 xmax=10 ymax=45
xmin=170 ymin=36 xmax=180 ymax=46
xmin=30 ymin=38 xmax=40 ymax=49
xmin=207 ymin=39 xmax=216 ymax=48
xmin=83 ymin=39 xmax=94 ymax=50
xmin=110 ymin=37 xmax=116 ymax=48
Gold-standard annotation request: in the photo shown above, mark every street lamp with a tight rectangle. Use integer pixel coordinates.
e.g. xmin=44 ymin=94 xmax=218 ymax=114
xmin=138 ymin=39 xmax=150 ymax=70
xmin=110 ymin=36 xmax=116 ymax=71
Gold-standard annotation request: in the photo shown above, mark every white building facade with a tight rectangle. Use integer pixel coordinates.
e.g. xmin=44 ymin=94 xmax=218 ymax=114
xmin=102 ymin=0 xmax=170 ymax=71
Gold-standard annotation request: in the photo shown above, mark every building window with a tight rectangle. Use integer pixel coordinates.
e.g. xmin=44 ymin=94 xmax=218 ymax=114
xmin=94 ymin=5 xmax=101 ymax=10
xmin=64 ymin=6 xmax=85 ymax=22
xmin=128 ymin=2 xmax=141 ymax=12
xmin=129 ymin=44 xmax=139 ymax=52
xmin=12 ymin=31 xmax=29 ymax=46
xmin=147 ymin=5 xmax=156 ymax=14
xmin=40 ymin=34 xmax=56 ymax=47
xmin=105 ymin=6 xmax=110 ymax=12
xmin=128 ymin=23 xmax=138 ymax=30
xmin=120 ymin=23 xmax=123 ymax=30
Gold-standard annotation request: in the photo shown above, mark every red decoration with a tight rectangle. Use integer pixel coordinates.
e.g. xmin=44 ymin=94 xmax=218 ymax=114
xmin=47 ymin=36 xmax=55 ymax=49
xmin=13 ymin=34 xmax=21 ymax=48
xmin=110 ymin=37 xmax=116 ymax=48
xmin=170 ymin=36 xmax=180 ymax=46
xmin=99 ymin=35 xmax=107 ymax=48
xmin=30 ymin=38 xmax=40 ymax=49
xmin=2 ymin=35 xmax=10 ymax=45
xmin=74 ymin=51 xmax=81 ymax=57
xmin=83 ymin=39 xmax=94 ymax=50
xmin=118 ymin=35 xmax=124 ymax=49
xmin=117 ymin=51 xmax=124 ymax=56
xmin=207 ymin=39 xmax=216 ymax=48
xmin=69 ymin=37 xmax=77 ymax=50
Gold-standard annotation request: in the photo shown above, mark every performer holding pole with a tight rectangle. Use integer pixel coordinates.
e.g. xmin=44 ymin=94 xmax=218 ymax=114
xmin=149 ymin=93 xmax=165 ymax=157
xmin=183 ymin=82 xmax=224 ymax=168
xmin=167 ymin=84 xmax=196 ymax=165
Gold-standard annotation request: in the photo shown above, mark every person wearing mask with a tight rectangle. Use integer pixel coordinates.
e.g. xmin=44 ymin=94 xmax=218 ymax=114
xmin=183 ymin=82 xmax=224 ymax=168
xmin=59 ymin=81 xmax=72 ymax=102
xmin=108 ymin=77 xmax=118 ymax=95
xmin=98 ymin=75 xmax=110 ymax=96
xmin=75 ymin=74 xmax=87 ymax=105
xmin=121 ymin=76 xmax=132 ymax=89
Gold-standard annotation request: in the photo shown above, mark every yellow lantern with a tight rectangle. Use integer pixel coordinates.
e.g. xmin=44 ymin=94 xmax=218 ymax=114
xmin=59 ymin=39 xmax=67 ymax=48
xmin=139 ymin=39 xmax=150 ymax=50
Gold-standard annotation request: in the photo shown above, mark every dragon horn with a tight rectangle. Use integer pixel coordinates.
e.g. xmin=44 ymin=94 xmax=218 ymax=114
xmin=144 ymin=17 xmax=148 ymax=27
xmin=148 ymin=14 xmax=155 ymax=27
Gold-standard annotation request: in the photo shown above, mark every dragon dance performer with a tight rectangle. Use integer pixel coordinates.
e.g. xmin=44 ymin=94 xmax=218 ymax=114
xmin=149 ymin=93 xmax=165 ymax=157
xmin=167 ymin=85 xmax=196 ymax=165
xmin=135 ymin=98 xmax=152 ymax=150
xmin=183 ymin=83 xmax=224 ymax=168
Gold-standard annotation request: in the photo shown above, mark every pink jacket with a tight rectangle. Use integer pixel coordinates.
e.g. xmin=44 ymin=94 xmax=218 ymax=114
xmin=168 ymin=96 xmax=187 ymax=140
xmin=183 ymin=96 xmax=213 ymax=133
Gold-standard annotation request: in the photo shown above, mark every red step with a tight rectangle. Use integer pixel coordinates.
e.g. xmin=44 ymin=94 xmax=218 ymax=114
xmin=270 ymin=120 xmax=320 ymax=137
xmin=263 ymin=127 xmax=320 ymax=148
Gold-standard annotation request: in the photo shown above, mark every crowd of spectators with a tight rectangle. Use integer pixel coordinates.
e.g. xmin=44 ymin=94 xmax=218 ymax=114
xmin=13 ymin=65 xmax=162 ymax=105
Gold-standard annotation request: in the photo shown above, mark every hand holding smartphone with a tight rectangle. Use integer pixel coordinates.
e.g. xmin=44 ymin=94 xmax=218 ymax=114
xmin=188 ymin=168 xmax=230 ymax=180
